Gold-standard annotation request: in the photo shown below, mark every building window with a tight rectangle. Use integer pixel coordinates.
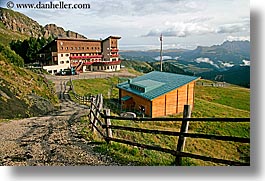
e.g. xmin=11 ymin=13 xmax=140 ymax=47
xmin=87 ymin=47 xmax=89 ymax=50
xmin=61 ymin=54 xmax=63 ymax=57
xmin=61 ymin=47 xmax=63 ymax=50
xmin=66 ymin=47 xmax=68 ymax=50
xmin=66 ymin=54 xmax=69 ymax=57
xmin=70 ymin=47 xmax=73 ymax=50
xmin=82 ymin=47 xmax=84 ymax=50
xmin=60 ymin=61 xmax=64 ymax=64
xmin=48 ymin=70 xmax=52 ymax=74
xmin=92 ymin=47 xmax=93 ymax=50
xmin=66 ymin=60 xmax=70 ymax=63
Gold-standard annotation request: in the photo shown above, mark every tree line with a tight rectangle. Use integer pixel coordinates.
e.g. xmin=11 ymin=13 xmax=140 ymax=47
xmin=9 ymin=36 xmax=53 ymax=64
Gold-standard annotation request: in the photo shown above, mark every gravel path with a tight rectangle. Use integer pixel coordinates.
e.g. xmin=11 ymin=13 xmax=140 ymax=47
xmin=0 ymin=78 xmax=120 ymax=166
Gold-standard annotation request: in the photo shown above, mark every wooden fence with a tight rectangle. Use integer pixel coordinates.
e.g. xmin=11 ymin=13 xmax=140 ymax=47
xmin=68 ymin=80 xmax=250 ymax=166
xmin=88 ymin=98 xmax=250 ymax=166
xmin=69 ymin=78 xmax=91 ymax=104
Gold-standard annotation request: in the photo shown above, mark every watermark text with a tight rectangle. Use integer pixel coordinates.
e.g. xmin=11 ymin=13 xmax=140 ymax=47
xmin=6 ymin=1 xmax=91 ymax=10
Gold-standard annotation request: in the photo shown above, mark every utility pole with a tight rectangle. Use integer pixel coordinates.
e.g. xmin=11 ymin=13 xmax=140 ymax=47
xmin=160 ymin=34 xmax=163 ymax=72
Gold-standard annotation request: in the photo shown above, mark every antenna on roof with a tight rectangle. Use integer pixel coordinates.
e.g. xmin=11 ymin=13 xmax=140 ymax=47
xmin=160 ymin=34 xmax=163 ymax=72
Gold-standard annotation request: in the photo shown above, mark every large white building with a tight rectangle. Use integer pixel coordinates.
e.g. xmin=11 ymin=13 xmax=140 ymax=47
xmin=37 ymin=36 xmax=121 ymax=74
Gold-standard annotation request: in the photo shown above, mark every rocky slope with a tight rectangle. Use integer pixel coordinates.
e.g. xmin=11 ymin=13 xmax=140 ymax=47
xmin=0 ymin=7 xmax=43 ymax=37
xmin=43 ymin=24 xmax=86 ymax=39
xmin=0 ymin=7 xmax=86 ymax=45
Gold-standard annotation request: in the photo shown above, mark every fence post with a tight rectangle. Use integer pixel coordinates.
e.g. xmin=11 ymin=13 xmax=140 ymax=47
xmin=103 ymin=109 xmax=112 ymax=144
xmin=90 ymin=97 xmax=96 ymax=133
xmin=175 ymin=104 xmax=191 ymax=166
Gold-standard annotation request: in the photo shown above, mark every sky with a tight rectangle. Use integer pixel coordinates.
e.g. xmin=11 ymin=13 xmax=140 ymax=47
xmin=1 ymin=0 xmax=250 ymax=50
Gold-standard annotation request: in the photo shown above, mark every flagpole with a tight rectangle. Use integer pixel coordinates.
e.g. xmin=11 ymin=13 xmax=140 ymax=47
xmin=160 ymin=34 xmax=163 ymax=72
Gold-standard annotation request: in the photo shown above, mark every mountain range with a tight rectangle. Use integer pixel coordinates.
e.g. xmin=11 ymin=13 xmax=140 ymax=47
xmin=120 ymin=41 xmax=250 ymax=87
xmin=120 ymin=40 xmax=250 ymax=70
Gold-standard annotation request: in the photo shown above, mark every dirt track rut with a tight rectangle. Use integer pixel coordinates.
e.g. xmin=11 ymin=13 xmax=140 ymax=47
xmin=0 ymin=80 xmax=118 ymax=166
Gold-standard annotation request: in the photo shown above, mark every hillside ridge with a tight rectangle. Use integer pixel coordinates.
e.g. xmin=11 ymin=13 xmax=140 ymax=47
xmin=0 ymin=7 xmax=86 ymax=45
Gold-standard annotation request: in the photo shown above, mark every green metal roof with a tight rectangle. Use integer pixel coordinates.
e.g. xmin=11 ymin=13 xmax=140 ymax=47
xmin=121 ymin=95 xmax=132 ymax=101
xmin=117 ymin=71 xmax=199 ymax=101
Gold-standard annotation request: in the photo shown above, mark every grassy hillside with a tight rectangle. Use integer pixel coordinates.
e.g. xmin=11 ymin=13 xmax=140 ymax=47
xmin=121 ymin=59 xmax=153 ymax=74
xmin=71 ymin=77 xmax=250 ymax=166
xmin=0 ymin=44 xmax=58 ymax=119
xmin=0 ymin=22 xmax=28 ymax=46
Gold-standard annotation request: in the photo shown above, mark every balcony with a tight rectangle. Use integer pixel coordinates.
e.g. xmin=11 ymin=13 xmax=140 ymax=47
xmin=111 ymin=54 xmax=119 ymax=57
xmin=83 ymin=62 xmax=93 ymax=65
xmin=70 ymin=55 xmax=103 ymax=59
xmin=111 ymin=48 xmax=119 ymax=52
xmin=93 ymin=60 xmax=121 ymax=65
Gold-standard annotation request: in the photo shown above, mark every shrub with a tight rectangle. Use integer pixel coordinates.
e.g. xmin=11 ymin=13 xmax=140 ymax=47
xmin=0 ymin=43 xmax=24 ymax=67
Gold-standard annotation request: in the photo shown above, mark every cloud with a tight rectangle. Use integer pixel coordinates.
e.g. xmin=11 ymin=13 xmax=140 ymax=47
xmin=225 ymin=35 xmax=250 ymax=41
xmin=216 ymin=22 xmax=250 ymax=34
xmin=144 ymin=22 xmax=214 ymax=37
xmin=154 ymin=56 xmax=172 ymax=61
xmin=194 ymin=57 xmax=219 ymax=68
xmin=240 ymin=59 xmax=250 ymax=66
xmin=144 ymin=18 xmax=250 ymax=38
xmin=221 ymin=62 xmax=234 ymax=68
xmin=89 ymin=0 xmax=204 ymax=17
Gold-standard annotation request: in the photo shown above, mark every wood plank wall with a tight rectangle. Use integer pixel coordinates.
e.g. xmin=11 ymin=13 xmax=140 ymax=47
xmin=152 ymin=81 xmax=195 ymax=117
xmin=120 ymin=81 xmax=196 ymax=118
xmin=120 ymin=90 xmax=152 ymax=116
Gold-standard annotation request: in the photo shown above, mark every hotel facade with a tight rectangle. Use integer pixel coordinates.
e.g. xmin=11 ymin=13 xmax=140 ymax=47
xmin=37 ymin=36 xmax=121 ymax=74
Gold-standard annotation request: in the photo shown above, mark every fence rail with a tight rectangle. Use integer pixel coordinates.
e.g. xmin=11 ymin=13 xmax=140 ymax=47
xmin=68 ymin=79 xmax=250 ymax=166
xmin=88 ymin=99 xmax=250 ymax=166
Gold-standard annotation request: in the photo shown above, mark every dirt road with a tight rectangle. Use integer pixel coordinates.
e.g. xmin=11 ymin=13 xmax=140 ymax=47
xmin=0 ymin=78 xmax=119 ymax=166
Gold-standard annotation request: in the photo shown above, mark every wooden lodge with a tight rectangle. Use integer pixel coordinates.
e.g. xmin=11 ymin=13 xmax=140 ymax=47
xmin=117 ymin=71 xmax=200 ymax=118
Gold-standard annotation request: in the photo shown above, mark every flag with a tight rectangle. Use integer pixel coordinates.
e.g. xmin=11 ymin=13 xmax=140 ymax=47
xmin=160 ymin=34 xmax=162 ymax=41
